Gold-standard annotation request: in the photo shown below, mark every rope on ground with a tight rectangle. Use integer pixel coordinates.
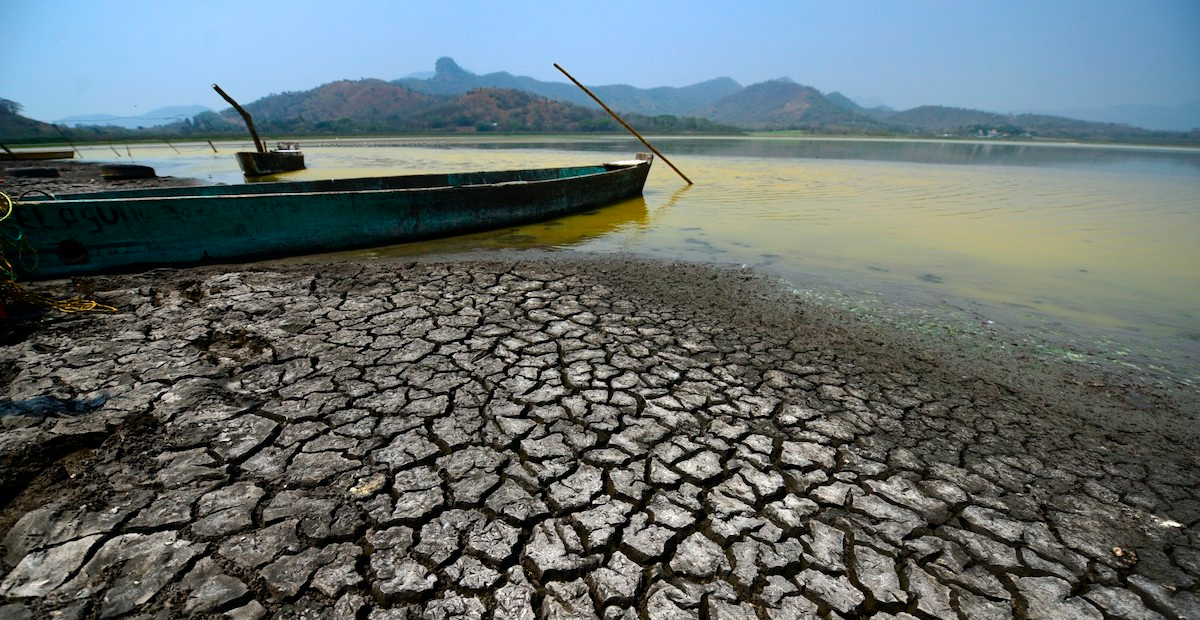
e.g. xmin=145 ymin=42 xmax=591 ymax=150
xmin=0 ymin=190 xmax=117 ymax=314
xmin=0 ymin=189 xmax=12 ymax=223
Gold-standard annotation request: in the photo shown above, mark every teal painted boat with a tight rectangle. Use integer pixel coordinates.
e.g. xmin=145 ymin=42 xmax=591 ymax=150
xmin=5 ymin=155 xmax=653 ymax=280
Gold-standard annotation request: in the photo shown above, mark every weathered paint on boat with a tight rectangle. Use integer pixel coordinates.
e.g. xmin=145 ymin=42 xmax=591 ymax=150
xmin=6 ymin=156 xmax=652 ymax=280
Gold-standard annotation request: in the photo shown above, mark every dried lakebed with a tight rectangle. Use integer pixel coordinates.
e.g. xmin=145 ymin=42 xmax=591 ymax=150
xmin=0 ymin=255 xmax=1196 ymax=619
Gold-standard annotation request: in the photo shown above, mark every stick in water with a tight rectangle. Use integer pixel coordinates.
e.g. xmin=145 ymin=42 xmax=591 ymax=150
xmin=554 ymin=63 xmax=693 ymax=185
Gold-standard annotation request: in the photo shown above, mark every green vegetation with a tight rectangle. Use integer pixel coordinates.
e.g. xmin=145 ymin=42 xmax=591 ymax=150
xmin=0 ymin=98 xmax=68 ymax=144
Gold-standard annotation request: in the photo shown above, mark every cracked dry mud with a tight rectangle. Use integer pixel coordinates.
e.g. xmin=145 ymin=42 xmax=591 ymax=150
xmin=0 ymin=256 xmax=1196 ymax=620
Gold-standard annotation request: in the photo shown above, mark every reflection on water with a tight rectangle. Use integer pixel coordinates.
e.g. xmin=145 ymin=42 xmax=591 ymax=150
xmin=348 ymin=195 xmax=652 ymax=257
xmin=307 ymin=136 xmax=1200 ymax=174
xmin=72 ymin=137 xmax=1200 ymax=385
xmin=658 ymin=138 xmax=1200 ymax=175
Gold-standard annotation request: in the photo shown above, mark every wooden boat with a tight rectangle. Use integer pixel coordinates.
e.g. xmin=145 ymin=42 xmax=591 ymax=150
xmin=4 ymin=155 xmax=653 ymax=280
xmin=7 ymin=167 xmax=60 ymax=178
xmin=100 ymin=164 xmax=156 ymax=181
xmin=212 ymin=84 xmax=306 ymax=177
xmin=235 ymin=142 xmax=305 ymax=177
xmin=0 ymin=149 xmax=75 ymax=161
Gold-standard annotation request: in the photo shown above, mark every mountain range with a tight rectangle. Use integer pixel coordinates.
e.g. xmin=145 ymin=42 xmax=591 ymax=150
xmin=1027 ymin=101 xmax=1200 ymax=132
xmin=57 ymin=105 xmax=212 ymax=129
xmin=393 ymin=57 xmax=744 ymax=118
xmin=4 ymin=57 xmax=1197 ymax=143
xmin=391 ymin=58 xmax=1200 ymax=133
xmin=183 ymin=78 xmax=740 ymax=136
xmin=206 ymin=58 xmax=1193 ymax=142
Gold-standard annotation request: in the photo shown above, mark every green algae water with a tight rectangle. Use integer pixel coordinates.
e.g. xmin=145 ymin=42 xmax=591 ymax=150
xmin=78 ymin=137 xmax=1200 ymax=386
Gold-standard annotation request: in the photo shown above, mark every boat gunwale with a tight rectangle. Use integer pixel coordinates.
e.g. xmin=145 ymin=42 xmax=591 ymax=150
xmin=25 ymin=160 xmax=649 ymax=205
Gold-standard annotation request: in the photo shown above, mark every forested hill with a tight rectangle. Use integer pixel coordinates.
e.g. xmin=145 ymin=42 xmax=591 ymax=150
xmin=0 ymin=100 xmax=64 ymax=142
xmin=695 ymin=80 xmax=872 ymax=131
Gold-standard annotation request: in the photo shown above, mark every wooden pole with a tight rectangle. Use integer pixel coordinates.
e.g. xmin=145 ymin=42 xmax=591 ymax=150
xmin=554 ymin=63 xmax=693 ymax=185
xmin=212 ymin=83 xmax=266 ymax=154
xmin=52 ymin=126 xmax=81 ymax=157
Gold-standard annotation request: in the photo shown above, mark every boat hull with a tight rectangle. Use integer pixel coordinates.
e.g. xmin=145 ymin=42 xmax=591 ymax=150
xmin=236 ymin=151 xmax=306 ymax=176
xmin=5 ymin=158 xmax=652 ymax=279
xmin=0 ymin=150 xmax=75 ymax=161
xmin=100 ymin=164 xmax=157 ymax=180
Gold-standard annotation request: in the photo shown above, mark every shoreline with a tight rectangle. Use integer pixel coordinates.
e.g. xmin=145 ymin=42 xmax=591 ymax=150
xmin=1 ymin=159 xmax=201 ymax=197
xmin=4 ymin=159 xmax=1194 ymax=444
xmin=1 ymin=254 xmax=1197 ymax=618
xmin=1 ymin=161 xmax=1197 ymax=618
xmin=766 ymin=265 xmax=1200 ymax=415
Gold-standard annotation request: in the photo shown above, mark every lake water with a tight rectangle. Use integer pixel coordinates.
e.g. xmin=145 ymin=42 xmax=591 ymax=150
xmin=73 ymin=137 xmax=1200 ymax=388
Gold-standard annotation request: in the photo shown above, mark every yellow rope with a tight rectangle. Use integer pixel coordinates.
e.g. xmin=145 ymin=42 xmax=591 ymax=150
xmin=0 ymin=191 xmax=117 ymax=314
xmin=0 ymin=190 xmax=12 ymax=223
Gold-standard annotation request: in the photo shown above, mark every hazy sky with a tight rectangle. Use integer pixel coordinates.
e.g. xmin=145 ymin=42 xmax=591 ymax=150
xmin=4 ymin=0 xmax=1198 ymax=123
